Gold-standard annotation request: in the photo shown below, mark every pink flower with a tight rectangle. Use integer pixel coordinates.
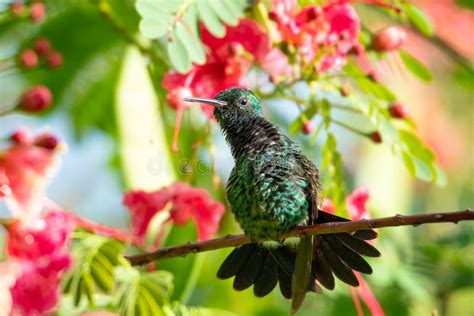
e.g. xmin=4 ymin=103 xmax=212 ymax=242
xmin=163 ymin=19 xmax=290 ymax=151
xmin=346 ymin=186 xmax=371 ymax=221
xmin=124 ymin=182 xmax=225 ymax=244
xmin=47 ymin=51 xmax=64 ymax=68
xmin=34 ymin=37 xmax=51 ymax=56
xmin=6 ymin=210 xmax=74 ymax=265
xmin=344 ymin=186 xmax=384 ymax=315
xmin=389 ymin=102 xmax=409 ymax=119
xmin=164 ymin=19 xmax=290 ymax=102
xmin=302 ymin=121 xmax=314 ymax=135
xmin=5 ymin=210 xmax=75 ymax=315
xmin=370 ymin=131 xmax=383 ymax=144
xmin=270 ymin=1 xmax=360 ymax=72
xmin=321 ymin=198 xmax=336 ymax=214
xmin=10 ymin=260 xmax=63 ymax=315
xmin=19 ymin=85 xmax=53 ymax=113
xmin=19 ymin=49 xmax=39 ymax=69
xmin=350 ymin=273 xmax=385 ymax=316
xmin=0 ymin=128 xmax=62 ymax=218
xmin=30 ymin=2 xmax=45 ymax=23
xmin=372 ymin=26 xmax=407 ymax=52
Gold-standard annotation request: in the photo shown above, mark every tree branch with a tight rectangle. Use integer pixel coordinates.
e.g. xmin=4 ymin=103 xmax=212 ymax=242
xmin=126 ymin=209 xmax=473 ymax=266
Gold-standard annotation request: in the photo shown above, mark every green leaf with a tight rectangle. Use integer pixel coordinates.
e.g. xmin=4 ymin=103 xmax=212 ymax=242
xmin=167 ymin=31 xmax=191 ymax=73
xmin=64 ymin=233 xmax=126 ymax=306
xmin=136 ymin=0 xmax=248 ymax=72
xmin=211 ymin=0 xmax=241 ymax=26
xmin=165 ymin=302 xmax=237 ymax=316
xmin=175 ymin=22 xmax=206 ymax=65
xmin=399 ymin=50 xmax=433 ymax=82
xmin=402 ymin=3 xmax=435 ymax=36
xmin=456 ymin=0 xmax=474 ymax=9
xmin=114 ymin=267 xmax=174 ymax=316
xmin=398 ymin=129 xmax=444 ymax=184
xmin=321 ymin=134 xmax=346 ymax=215
xmin=452 ymin=66 xmax=474 ymax=91
xmin=197 ymin=0 xmax=226 ymax=37
xmin=402 ymin=151 xmax=416 ymax=177
xmin=355 ymin=76 xmax=396 ymax=102
xmin=139 ymin=11 xmax=172 ymax=39
xmin=289 ymin=97 xmax=319 ymax=135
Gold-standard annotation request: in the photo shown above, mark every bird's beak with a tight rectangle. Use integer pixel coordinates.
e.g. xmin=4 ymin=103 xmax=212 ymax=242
xmin=183 ymin=97 xmax=227 ymax=107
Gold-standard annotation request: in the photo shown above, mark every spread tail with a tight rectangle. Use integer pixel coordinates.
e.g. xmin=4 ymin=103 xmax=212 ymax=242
xmin=216 ymin=211 xmax=380 ymax=307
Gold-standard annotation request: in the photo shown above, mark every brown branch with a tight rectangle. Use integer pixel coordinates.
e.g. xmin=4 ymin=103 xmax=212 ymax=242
xmin=126 ymin=209 xmax=474 ymax=266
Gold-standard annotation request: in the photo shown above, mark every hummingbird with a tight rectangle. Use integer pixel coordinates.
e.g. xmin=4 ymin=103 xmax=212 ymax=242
xmin=184 ymin=87 xmax=380 ymax=313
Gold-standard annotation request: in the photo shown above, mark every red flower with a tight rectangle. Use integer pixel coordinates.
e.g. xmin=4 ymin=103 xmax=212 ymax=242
xmin=370 ymin=131 xmax=382 ymax=144
xmin=5 ymin=209 xmax=75 ymax=315
xmin=10 ymin=260 xmax=63 ymax=315
xmin=124 ymin=182 xmax=225 ymax=244
xmin=19 ymin=49 xmax=39 ymax=69
xmin=34 ymin=37 xmax=51 ymax=56
xmin=372 ymin=26 xmax=407 ymax=52
xmin=163 ymin=19 xmax=290 ymax=151
xmin=0 ymin=129 xmax=62 ymax=218
xmin=6 ymin=210 xmax=74 ymax=264
xmin=350 ymin=272 xmax=385 ymax=316
xmin=346 ymin=186 xmax=371 ymax=221
xmin=9 ymin=127 xmax=32 ymax=145
xmin=271 ymin=1 xmax=360 ymax=72
xmin=19 ymin=85 xmax=53 ymax=113
xmin=321 ymin=198 xmax=336 ymax=214
xmin=47 ymin=51 xmax=63 ymax=68
xmin=34 ymin=133 xmax=60 ymax=150
xmin=389 ymin=102 xmax=409 ymax=119
xmin=302 ymin=121 xmax=314 ymax=135
xmin=30 ymin=2 xmax=45 ymax=23
xmin=343 ymin=186 xmax=384 ymax=315
xmin=164 ymin=19 xmax=290 ymax=111
xmin=10 ymin=1 xmax=24 ymax=17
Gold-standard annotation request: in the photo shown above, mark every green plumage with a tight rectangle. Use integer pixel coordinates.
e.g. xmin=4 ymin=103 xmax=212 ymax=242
xmin=184 ymin=87 xmax=380 ymax=313
xmin=227 ymin=140 xmax=310 ymax=240
xmin=213 ymin=88 xmax=320 ymax=241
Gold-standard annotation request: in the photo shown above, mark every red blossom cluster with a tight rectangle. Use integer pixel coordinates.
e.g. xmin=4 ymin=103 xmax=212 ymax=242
xmin=124 ymin=182 xmax=225 ymax=245
xmin=271 ymin=0 xmax=361 ymax=72
xmin=162 ymin=1 xmax=368 ymax=151
xmin=0 ymin=128 xmax=75 ymax=315
xmin=1 ymin=128 xmax=61 ymax=218
xmin=19 ymin=37 xmax=64 ymax=70
xmin=163 ymin=19 xmax=290 ymax=151
xmin=7 ymin=210 xmax=75 ymax=315
xmin=322 ymin=186 xmax=384 ymax=316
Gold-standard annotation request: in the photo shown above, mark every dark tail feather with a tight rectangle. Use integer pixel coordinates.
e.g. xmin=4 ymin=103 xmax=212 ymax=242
xmin=216 ymin=210 xmax=380 ymax=299
xmin=253 ymin=254 xmax=279 ymax=297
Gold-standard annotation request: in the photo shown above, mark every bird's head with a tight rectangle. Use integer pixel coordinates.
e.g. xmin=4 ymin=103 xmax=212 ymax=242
xmin=183 ymin=87 xmax=263 ymax=126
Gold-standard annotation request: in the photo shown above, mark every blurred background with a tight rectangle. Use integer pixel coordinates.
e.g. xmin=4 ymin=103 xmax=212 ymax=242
xmin=0 ymin=0 xmax=473 ymax=315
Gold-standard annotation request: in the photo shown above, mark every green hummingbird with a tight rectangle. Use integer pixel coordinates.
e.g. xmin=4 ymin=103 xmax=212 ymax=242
xmin=184 ymin=87 xmax=380 ymax=313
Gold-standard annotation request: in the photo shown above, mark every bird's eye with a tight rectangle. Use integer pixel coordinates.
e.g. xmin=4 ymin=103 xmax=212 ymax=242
xmin=239 ymin=97 xmax=248 ymax=106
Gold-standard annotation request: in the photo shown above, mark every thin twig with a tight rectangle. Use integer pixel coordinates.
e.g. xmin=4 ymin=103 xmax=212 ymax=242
xmin=97 ymin=0 xmax=149 ymax=55
xmin=126 ymin=209 xmax=474 ymax=266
